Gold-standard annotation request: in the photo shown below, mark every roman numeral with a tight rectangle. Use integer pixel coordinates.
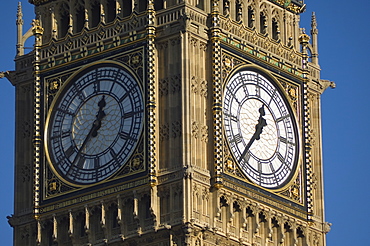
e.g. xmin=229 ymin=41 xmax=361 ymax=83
xmin=76 ymin=156 xmax=86 ymax=169
xmin=123 ymin=110 xmax=143 ymax=119
xmin=56 ymin=108 xmax=75 ymax=117
xmin=94 ymin=157 xmax=100 ymax=169
xmin=277 ymin=152 xmax=291 ymax=171
xmin=277 ymin=152 xmax=285 ymax=163
xmin=65 ymin=145 xmax=75 ymax=159
xmin=61 ymin=131 xmax=71 ymax=138
xmin=110 ymin=149 xmax=121 ymax=164
xmin=93 ymin=80 xmax=100 ymax=93
xmin=119 ymin=131 xmax=137 ymax=141
xmin=255 ymin=84 xmax=261 ymax=97
xmin=279 ymin=136 xmax=296 ymax=146
xmin=268 ymin=89 xmax=277 ymax=106
xmin=231 ymin=134 xmax=243 ymax=144
xmin=269 ymin=162 xmax=276 ymax=173
xmin=225 ymin=113 xmax=238 ymax=122
xmin=118 ymin=92 xmax=129 ymax=103
xmin=276 ymin=114 xmax=290 ymax=122
xmin=245 ymin=152 xmax=251 ymax=162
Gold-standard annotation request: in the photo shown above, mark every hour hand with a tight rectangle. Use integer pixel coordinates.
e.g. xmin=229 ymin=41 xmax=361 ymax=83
xmin=254 ymin=105 xmax=267 ymax=140
xmin=91 ymin=96 xmax=107 ymax=138
xmin=71 ymin=96 xmax=107 ymax=166
xmin=238 ymin=105 xmax=267 ymax=162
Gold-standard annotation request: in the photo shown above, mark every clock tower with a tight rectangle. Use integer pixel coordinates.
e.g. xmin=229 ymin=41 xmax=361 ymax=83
xmin=5 ymin=0 xmax=333 ymax=245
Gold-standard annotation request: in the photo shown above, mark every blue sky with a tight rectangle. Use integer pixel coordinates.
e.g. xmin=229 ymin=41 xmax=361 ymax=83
xmin=0 ymin=0 xmax=369 ymax=245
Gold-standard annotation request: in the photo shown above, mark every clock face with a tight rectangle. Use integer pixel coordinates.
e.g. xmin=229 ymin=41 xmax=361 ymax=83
xmin=223 ymin=70 xmax=299 ymax=189
xmin=45 ymin=64 xmax=144 ymax=185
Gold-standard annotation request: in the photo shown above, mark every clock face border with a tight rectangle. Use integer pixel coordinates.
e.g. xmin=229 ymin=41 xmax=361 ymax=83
xmin=222 ymin=66 xmax=301 ymax=190
xmin=44 ymin=61 xmax=145 ymax=187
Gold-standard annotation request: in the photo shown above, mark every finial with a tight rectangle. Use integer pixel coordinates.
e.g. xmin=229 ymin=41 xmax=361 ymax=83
xmin=311 ymin=12 xmax=318 ymax=35
xmin=298 ymin=33 xmax=310 ymax=45
xmin=311 ymin=12 xmax=317 ymax=29
xmin=17 ymin=2 xmax=22 ymax=16
xmin=32 ymin=19 xmax=44 ymax=36
xmin=16 ymin=2 xmax=24 ymax=26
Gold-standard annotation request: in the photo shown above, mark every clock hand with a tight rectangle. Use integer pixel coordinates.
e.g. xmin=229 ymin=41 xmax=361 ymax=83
xmin=92 ymin=95 xmax=106 ymax=137
xmin=238 ymin=105 xmax=267 ymax=163
xmin=70 ymin=96 xmax=107 ymax=169
xmin=254 ymin=105 xmax=267 ymax=140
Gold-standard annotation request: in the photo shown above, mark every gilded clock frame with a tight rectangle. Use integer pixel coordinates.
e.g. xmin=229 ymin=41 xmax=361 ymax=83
xmin=222 ymin=65 xmax=302 ymax=191
xmin=44 ymin=60 xmax=144 ymax=188
xmin=216 ymin=43 xmax=308 ymax=210
xmin=40 ymin=45 xmax=148 ymax=204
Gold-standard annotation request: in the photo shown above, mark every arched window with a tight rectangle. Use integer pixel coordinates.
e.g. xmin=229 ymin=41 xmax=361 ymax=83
xmin=223 ymin=0 xmax=230 ymax=16
xmin=76 ymin=212 xmax=86 ymax=238
xmin=59 ymin=4 xmax=70 ymax=38
xmin=141 ymin=195 xmax=152 ymax=219
xmin=107 ymin=0 xmax=117 ymax=23
xmin=236 ymin=0 xmax=242 ymax=21
xmin=138 ymin=0 xmax=148 ymax=12
xmin=297 ymin=227 xmax=305 ymax=246
xmin=283 ymin=223 xmax=293 ymax=246
xmin=271 ymin=217 xmax=280 ymax=243
xmin=75 ymin=5 xmax=85 ymax=33
xmin=196 ymin=0 xmax=205 ymax=11
xmin=123 ymin=199 xmax=135 ymax=231
xmin=154 ymin=0 xmax=164 ymax=11
xmin=91 ymin=206 xmax=104 ymax=240
xmin=248 ymin=6 xmax=255 ymax=28
xmin=109 ymin=203 xmax=119 ymax=229
xmin=91 ymin=2 xmax=100 ymax=28
xmin=160 ymin=190 xmax=170 ymax=224
xmin=122 ymin=0 xmax=132 ymax=17
xmin=233 ymin=202 xmax=241 ymax=232
xmin=260 ymin=12 xmax=267 ymax=34
xmin=245 ymin=207 xmax=254 ymax=232
xmin=58 ymin=216 xmax=71 ymax=244
xmin=272 ymin=18 xmax=280 ymax=40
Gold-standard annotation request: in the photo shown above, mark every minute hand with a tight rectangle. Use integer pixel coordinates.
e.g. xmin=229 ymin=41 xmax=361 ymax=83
xmin=238 ymin=105 xmax=267 ymax=163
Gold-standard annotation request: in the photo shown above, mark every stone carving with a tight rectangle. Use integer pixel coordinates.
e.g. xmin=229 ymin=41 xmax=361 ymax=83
xmin=159 ymin=75 xmax=181 ymax=97
xmin=20 ymin=83 xmax=32 ymax=94
xmin=170 ymin=75 xmax=181 ymax=94
xmin=157 ymin=40 xmax=168 ymax=50
xmin=21 ymin=121 xmax=32 ymax=138
xmin=323 ymin=222 xmax=332 ymax=234
xmin=192 ymin=121 xmax=199 ymax=139
xmin=160 ymin=121 xmax=181 ymax=141
xmin=191 ymin=76 xmax=208 ymax=98
xmin=172 ymin=121 xmax=182 ymax=138
xmin=191 ymin=76 xmax=198 ymax=94
xmin=160 ymin=123 xmax=170 ymax=142
xmin=21 ymin=164 xmax=31 ymax=183
xmin=200 ymin=80 xmax=208 ymax=98
xmin=201 ymin=125 xmax=208 ymax=143
xmin=159 ymin=78 xmax=169 ymax=97
xmin=199 ymin=41 xmax=208 ymax=51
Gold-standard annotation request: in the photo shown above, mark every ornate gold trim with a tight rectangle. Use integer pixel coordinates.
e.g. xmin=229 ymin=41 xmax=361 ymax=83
xmin=44 ymin=60 xmax=145 ymax=189
xmin=220 ymin=63 xmax=304 ymax=196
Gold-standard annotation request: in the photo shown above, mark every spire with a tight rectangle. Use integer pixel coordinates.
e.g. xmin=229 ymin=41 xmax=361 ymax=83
xmin=16 ymin=2 xmax=24 ymax=26
xmin=311 ymin=12 xmax=318 ymax=35
xmin=310 ymin=12 xmax=319 ymax=65
xmin=16 ymin=2 xmax=24 ymax=56
xmin=15 ymin=2 xmax=39 ymax=57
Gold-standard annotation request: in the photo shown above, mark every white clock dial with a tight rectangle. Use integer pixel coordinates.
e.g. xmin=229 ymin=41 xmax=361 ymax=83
xmin=45 ymin=64 xmax=143 ymax=185
xmin=223 ymin=70 xmax=299 ymax=188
